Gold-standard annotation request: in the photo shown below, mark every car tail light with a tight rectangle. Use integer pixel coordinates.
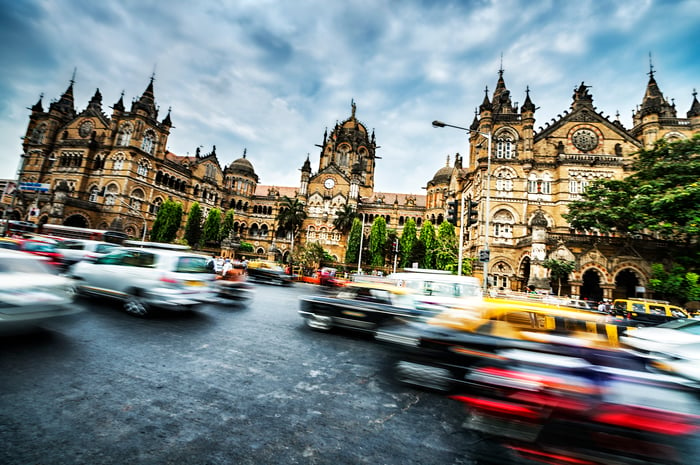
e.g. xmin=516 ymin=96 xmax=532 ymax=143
xmin=159 ymin=274 xmax=179 ymax=284
xmin=449 ymin=394 xmax=541 ymax=419
xmin=508 ymin=445 xmax=598 ymax=465
xmin=593 ymin=406 xmax=699 ymax=435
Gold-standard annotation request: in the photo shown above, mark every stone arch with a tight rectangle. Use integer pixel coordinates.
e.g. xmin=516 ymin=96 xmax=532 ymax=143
xmin=63 ymin=213 xmax=89 ymax=228
xmin=612 ymin=263 xmax=649 ymax=299
xmin=517 ymin=255 xmax=532 ymax=292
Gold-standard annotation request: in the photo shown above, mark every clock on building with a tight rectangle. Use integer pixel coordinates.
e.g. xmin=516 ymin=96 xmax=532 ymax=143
xmin=324 ymin=178 xmax=335 ymax=189
xmin=571 ymin=128 xmax=599 ymax=152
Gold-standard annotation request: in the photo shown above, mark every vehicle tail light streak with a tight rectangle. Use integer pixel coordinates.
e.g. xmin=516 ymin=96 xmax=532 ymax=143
xmin=592 ymin=406 xmax=699 ymax=435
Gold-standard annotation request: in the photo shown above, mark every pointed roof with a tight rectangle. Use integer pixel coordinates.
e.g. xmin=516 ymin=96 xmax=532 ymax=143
xmin=113 ymin=91 xmax=125 ymax=112
xmin=162 ymin=107 xmax=172 ymax=127
xmin=687 ymin=89 xmax=700 ymax=118
xmin=131 ymin=76 xmax=158 ymax=119
xmin=491 ymin=68 xmax=513 ymax=113
xmin=31 ymin=94 xmax=44 ymax=113
xmin=521 ymin=86 xmax=536 ymax=113
xmin=49 ymin=78 xmax=76 ymax=116
xmin=638 ymin=66 xmax=676 ymax=118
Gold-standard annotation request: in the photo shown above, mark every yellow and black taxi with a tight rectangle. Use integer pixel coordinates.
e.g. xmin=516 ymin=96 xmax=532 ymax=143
xmin=612 ymin=298 xmax=688 ymax=326
xmin=376 ymin=297 xmax=640 ymax=391
xmin=298 ymin=282 xmax=431 ymax=333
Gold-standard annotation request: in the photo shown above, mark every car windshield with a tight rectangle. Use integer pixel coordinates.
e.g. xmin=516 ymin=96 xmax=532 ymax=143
xmin=657 ymin=318 xmax=700 ymax=332
xmin=22 ymin=241 xmax=58 ymax=253
xmin=57 ymin=241 xmax=85 ymax=250
xmin=175 ymin=256 xmax=211 ymax=273
xmin=0 ymin=256 xmax=52 ymax=274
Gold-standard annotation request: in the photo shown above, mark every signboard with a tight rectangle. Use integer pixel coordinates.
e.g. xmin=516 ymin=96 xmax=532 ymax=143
xmin=479 ymin=249 xmax=490 ymax=262
xmin=19 ymin=182 xmax=50 ymax=193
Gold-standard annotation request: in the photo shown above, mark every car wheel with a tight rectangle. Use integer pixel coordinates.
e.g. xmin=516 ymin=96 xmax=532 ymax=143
xmin=124 ymin=293 xmax=149 ymax=317
xmin=306 ymin=314 xmax=332 ymax=331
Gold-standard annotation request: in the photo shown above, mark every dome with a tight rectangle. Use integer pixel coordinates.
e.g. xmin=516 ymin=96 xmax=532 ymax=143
xmin=229 ymin=155 xmax=256 ymax=178
xmin=431 ymin=165 xmax=453 ymax=184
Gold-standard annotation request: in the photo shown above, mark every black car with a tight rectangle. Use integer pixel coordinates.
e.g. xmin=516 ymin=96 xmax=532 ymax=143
xmin=246 ymin=262 xmax=294 ymax=286
xmin=298 ymin=282 xmax=432 ymax=334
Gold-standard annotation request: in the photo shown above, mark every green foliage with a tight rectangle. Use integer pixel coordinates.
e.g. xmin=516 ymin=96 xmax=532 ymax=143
xmin=418 ymin=221 xmax=436 ymax=269
xmin=385 ymin=229 xmax=399 ymax=265
xmin=369 ymin=216 xmax=387 ymax=267
xmin=221 ymin=209 xmax=235 ymax=241
xmin=435 ymin=221 xmax=458 ymax=271
xmin=399 ymin=218 xmax=417 ymax=269
xmin=149 ymin=198 xmax=183 ymax=243
xmin=299 ymin=242 xmax=327 ymax=270
xmin=344 ymin=217 xmax=362 ymax=265
xmin=543 ymin=259 xmax=576 ymax=296
xmin=276 ymin=196 xmax=307 ymax=264
xmin=202 ymin=208 xmax=222 ymax=244
xmin=649 ymin=263 xmax=700 ymax=304
xmin=409 ymin=239 xmax=426 ymax=268
xmin=565 ymin=134 xmax=700 ymax=246
xmin=239 ymin=241 xmax=254 ymax=252
xmin=333 ymin=204 xmax=357 ymax=234
xmin=184 ymin=202 xmax=202 ymax=247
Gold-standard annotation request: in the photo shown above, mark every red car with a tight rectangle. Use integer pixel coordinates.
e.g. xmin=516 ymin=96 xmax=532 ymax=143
xmin=0 ymin=238 xmax=65 ymax=269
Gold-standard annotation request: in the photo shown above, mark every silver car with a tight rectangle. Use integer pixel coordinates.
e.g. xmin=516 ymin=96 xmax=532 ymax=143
xmin=70 ymin=247 xmax=216 ymax=316
xmin=0 ymin=249 xmax=80 ymax=332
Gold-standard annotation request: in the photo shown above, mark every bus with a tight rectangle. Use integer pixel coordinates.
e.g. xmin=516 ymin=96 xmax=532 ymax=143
xmin=39 ymin=224 xmax=128 ymax=244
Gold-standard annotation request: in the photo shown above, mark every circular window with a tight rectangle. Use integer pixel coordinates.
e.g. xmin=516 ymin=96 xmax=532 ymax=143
xmin=79 ymin=120 xmax=93 ymax=138
xmin=572 ymin=128 xmax=599 ymax=152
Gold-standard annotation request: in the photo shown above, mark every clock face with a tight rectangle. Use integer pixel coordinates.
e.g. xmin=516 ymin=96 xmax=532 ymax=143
xmin=324 ymin=178 xmax=335 ymax=189
xmin=572 ymin=128 xmax=599 ymax=152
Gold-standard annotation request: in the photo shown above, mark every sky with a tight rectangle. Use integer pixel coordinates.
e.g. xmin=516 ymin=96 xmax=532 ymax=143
xmin=1 ymin=0 xmax=699 ymax=196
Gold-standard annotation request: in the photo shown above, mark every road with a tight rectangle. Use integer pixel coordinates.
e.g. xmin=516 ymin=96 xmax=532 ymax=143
xmin=1 ymin=282 xmax=484 ymax=465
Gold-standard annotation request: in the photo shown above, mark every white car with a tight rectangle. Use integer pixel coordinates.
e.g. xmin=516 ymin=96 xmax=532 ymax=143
xmin=56 ymin=239 xmax=122 ymax=267
xmin=621 ymin=318 xmax=700 ymax=382
xmin=70 ymin=247 xmax=217 ymax=316
xmin=0 ymin=249 xmax=80 ymax=332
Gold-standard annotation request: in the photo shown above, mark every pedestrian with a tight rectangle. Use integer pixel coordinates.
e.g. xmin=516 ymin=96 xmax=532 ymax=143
xmin=222 ymin=258 xmax=232 ymax=276
xmin=241 ymin=256 xmax=248 ymax=270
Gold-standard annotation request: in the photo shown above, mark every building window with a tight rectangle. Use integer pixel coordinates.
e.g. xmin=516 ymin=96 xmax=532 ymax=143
xmin=113 ymin=155 xmax=125 ymax=171
xmin=495 ymin=168 xmax=515 ymax=192
xmin=528 ymin=173 xmax=552 ymax=194
xmin=496 ymin=138 xmax=514 ymax=159
xmin=88 ymin=186 xmax=99 ymax=202
xmin=137 ymin=160 xmax=149 ymax=177
xmin=117 ymin=125 xmax=132 ymax=146
xmin=141 ymin=130 xmax=155 ymax=154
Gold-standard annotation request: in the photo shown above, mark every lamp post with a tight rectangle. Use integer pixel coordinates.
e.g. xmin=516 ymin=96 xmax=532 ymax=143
xmin=432 ymin=120 xmax=492 ymax=294
xmin=357 ymin=213 xmax=365 ymax=274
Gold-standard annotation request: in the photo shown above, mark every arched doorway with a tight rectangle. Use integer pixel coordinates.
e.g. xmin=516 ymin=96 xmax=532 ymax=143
xmin=64 ymin=214 xmax=88 ymax=228
xmin=518 ymin=257 xmax=531 ymax=292
xmin=580 ymin=269 xmax=603 ymax=302
xmin=614 ymin=269 xmax=641 ymax=299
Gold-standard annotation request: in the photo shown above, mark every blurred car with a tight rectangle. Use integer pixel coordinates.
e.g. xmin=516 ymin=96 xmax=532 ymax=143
xmin=214 ymin=261 xmax=254 ymax=304
xmin=247 ymin=261 xmax=294 ymax=286
xmin=376 ymin=297 xmax=637 ymax=392
xmin=0 ymin=237 xmax=65 ymax=270
xmin=613 ymin=298 xmax=688 ymax=326
xmin=55 ymin=239 xmax=121 ymax=267
xmin=388 ymin=270 xmax=482 ymax=310
xmin=0 ymin=249 xmax=80 ymax=331
xmin=299 ymin=282 xmax=431 ymax=333
xmin=70 ymin=247 xmax=216 ymax=317
xmin=452 ymin=347 xmax=700 ymax=465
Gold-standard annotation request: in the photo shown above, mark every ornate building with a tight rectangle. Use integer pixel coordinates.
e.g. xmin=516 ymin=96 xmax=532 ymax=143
xmin=11 ymin=77 xmax=424 ymax=264
xmin=432 ymin=66 xmax=699 ymax=300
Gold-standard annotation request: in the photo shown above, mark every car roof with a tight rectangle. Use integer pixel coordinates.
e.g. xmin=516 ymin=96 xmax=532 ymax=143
xmin=116 ymin=247 xmax=209 ymax=257
xmin=0 ymin=248 xmax=44 ymax=259
xmin=345 ymin=282 xmax=416 ymax=295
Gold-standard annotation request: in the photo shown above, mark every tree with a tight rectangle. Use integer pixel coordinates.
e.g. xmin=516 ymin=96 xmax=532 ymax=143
xmin=184 ymin=202 xmax=203 ymax=248
xmin=385 ymin=229 xmax=399 ymax=271
xmin=220 ymin=209 xmax=235 ymax=242
xmin=649 ymin=263 xmax=700 ymax=304
xmin=202 ymin=207 xmax=222 ymax=244
xmin=333 ymin=204 xmax=357 ymax=235
xmin=565 ymin=135 xmax=700 ymax=245
xmin=345 ymin=217 xmax=362 ymax=265
xmin=542 ymin=259 xmax=576 ymax=296
xmin=399 ymin=218 xmax=417 ymax=269
xmin=418 ymin=221 xmax=436 ymax=269
xmin=435 ymin=221 xmax=458 ymax=271
xmin=368 ymin=216 xmax=387 ymax=267
xmin=299 ymin=242 xmax=326 ymax=271
xmin=276 ymin=196 xmax=307 ymax=264
xmin=149 ymin=198 xmax=183 ymax=243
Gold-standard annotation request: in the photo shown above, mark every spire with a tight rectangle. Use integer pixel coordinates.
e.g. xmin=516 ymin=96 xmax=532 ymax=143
xmin=87 ymin=88 xmax=103 ymax=112
xmin=50 ymin=73 xmax=76 ymax=116
xmin=351 ymin=98 xmax=356 ymax=119
xmin=479 ymin=86 xmax=491 ymax=112
xmin=113 ymin=90 xmax=125 ymax=112
xmin=688 ymin=89 xmax=700 ymax=118
xmin=301 ymin=154 xmax=311 ymax=172
xmin=638 ymin=61 xmax=676 ymax=118
xmin=31 ymin=93 xmax=44 ymax=112
xmin=470 ymin=107 xmax=479 ymax=130
xmin=521 ymin=85 xmax=536 ymax=113
xmin=491 ymin=64 xmax=513 ymax=113
xmin=162 ymin=106 xmax=172 ymax=127
xmin=131 ymin=75 xmax=158 ymax=119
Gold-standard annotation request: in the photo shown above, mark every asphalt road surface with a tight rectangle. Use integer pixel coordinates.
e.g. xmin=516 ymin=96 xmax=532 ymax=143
xmin=1 ymin=282 xmax=491 ymax=465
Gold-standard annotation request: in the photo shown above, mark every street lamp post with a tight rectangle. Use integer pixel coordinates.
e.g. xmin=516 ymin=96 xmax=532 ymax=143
xmin=432 ymin=120 xmax=492 ymax=294
xmin=357 ymin=213 xmax=365 ymax=274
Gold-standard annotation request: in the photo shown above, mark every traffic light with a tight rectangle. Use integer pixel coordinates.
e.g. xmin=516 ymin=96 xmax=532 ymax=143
xmin=446 ymin=200 xmax=458 ymax=226
xmin=466 ymin=196 xmax=479 ymax=227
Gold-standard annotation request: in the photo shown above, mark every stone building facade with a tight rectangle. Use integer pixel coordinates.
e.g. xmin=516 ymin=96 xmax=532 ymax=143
xmin=10 ymin=65 xmax=699 ymax=299
xmin=431 ymin=67 xmax=699 ymax=300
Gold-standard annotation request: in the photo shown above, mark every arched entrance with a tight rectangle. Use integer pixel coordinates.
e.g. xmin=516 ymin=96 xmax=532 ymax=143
xmin=64 ymin=214 xmax=88 ymax=228
xmin=518 ymin=257 xmax=531 ymax=292
xmin=614 ymin=269 xmax=641 ymax=299
xmin=580 ymin=269 xmax=603 ymax=302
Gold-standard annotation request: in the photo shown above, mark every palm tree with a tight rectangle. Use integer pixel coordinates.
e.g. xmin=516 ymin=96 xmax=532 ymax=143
xmin=333 ymin=204 xmax=357 ymax=235
xmin=276 ymin=196 xmax=307 ymax=265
